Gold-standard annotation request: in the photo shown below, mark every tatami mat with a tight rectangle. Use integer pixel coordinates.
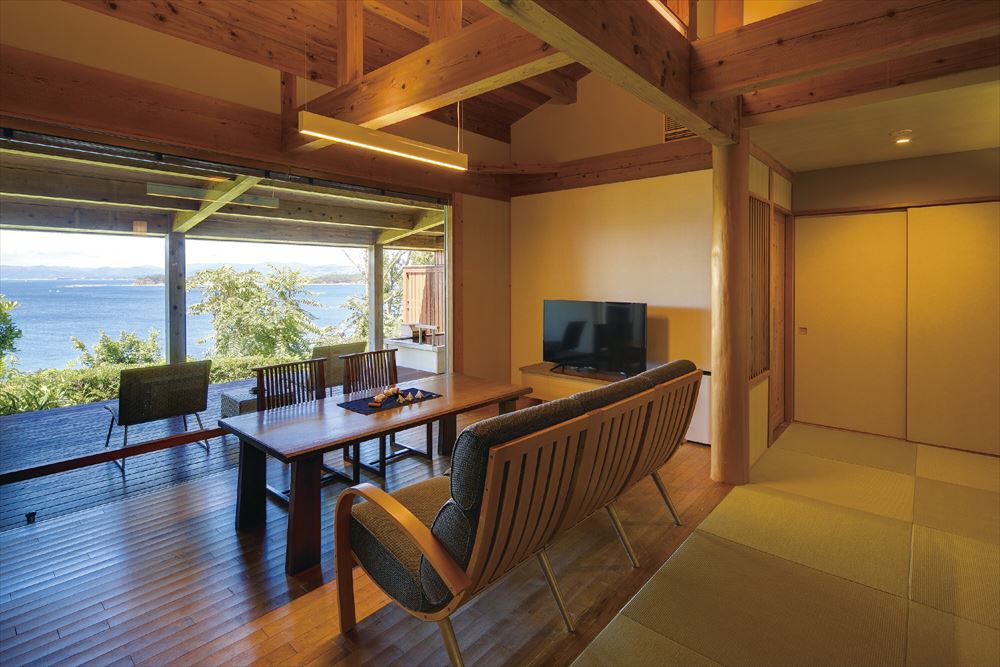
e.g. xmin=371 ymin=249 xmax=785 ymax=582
xmin=914 ymin=477 xmax=1000 ymax=544
xmin=571 ymin=615 xmax=720 ymax=667
xmin=621 ymin=531 xmax=908 ymax=667
xmin=916 ymin=444 xmax=1000 ymax=493
xmin=698 ymin=485 xmax=912 ymax=595
xmin=750 ymin=447 xmax=915 ymax=521
xmin=774 ymin=422 xmax=917 ymax=474
xmin=906 ymin=601 xmax=1000 ymax=667
xmin=911 ymin=525 xmax=1000 ymax=629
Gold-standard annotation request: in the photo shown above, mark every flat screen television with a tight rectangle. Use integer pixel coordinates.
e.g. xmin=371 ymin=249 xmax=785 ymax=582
xmin=543 ymin=300 xmax=647 ymax=376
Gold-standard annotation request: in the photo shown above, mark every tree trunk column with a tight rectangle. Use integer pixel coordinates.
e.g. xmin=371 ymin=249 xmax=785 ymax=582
xmin=165 ymin=231 xmax=186 ymax=365
xmin=710 ymin=133 xmax=751 ymax=484
xmin=368 ymin=244 xmax=384 ymax=351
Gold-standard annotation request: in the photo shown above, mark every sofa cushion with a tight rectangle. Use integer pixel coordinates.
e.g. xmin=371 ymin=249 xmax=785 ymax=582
xmin=350 ymin=475 xmax=452 ymax=614
xmin=449 ymin=397 xmax=585 ymax=513
xmin=570 ymin=375 xmax=654 ymax=412
xmin=637 ymin=360 xmax=697 ymax=386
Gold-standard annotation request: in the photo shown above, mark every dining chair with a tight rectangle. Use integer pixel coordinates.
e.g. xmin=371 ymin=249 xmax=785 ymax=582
xmin=253 ymin=358 xmax=362 ymax=496
xmin=341 ymin=349 xmax=434 ymax=476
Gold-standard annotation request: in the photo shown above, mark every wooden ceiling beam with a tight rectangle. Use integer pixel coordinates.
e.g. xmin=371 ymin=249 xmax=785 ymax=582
xmin=299 ymin=15 xmax=571 ymax=131
xmin=0 ymin=200 xmax=172 ymax=236
xmin=482 ymin=0 xmax=739 ymax=146
xmin=67 ymin=0 xmax=339 ymax=85
xmin=364 ymin=0 xmax=431 ymax=37
xmin=692 ymin=0 xmax=1000 ymax=102
xmin=172 ymin=175 xmax=262 ymax=232
xmin=0 ymin=164 xmax=428 ymax=231
xmin=743 ymin=37 xmax=1000 ymax=120
xmin=376 ymin=210 xmax=445 ymax=244
xmin=519 ymin=69 xmax=578 ymax=104
xmin=0 ymin=46 xmax=509 ymax=200
xmin=429 ymin=0 xmax=463 ymax=41
xmin=338 ymin=0 xmax=366 ymax=85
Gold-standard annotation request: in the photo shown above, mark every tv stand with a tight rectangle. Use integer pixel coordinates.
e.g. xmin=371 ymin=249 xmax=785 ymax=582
xmin=548 ymin=364 xmax=628 ymax=383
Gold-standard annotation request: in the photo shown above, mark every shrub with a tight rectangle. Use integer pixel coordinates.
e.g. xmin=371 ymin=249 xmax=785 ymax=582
xmin=72 ymin=329 xmax=163 ymax=368
xmin=0 ymin=295 xmax=23 ymax=378
xmin=0 ymin=355 xmax=303 ymax=416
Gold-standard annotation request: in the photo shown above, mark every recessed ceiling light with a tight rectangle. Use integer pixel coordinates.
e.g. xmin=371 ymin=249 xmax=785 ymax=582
xmin=891 ymin=129 xmax=913 ymax=145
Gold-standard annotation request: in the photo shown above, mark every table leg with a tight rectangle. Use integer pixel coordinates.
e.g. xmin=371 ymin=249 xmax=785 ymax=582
xmin=286 ymin=454 xmax=322 ymax=575
xmin=437 ymin=413 xmax=457 ymax=456
xmin=499 ymin=399 xmax=517 ymax=415
xmin=236 ymin=440 xmax=266 ymax=532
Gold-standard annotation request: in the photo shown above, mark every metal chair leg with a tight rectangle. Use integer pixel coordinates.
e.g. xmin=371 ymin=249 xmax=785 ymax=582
xmin=537 ymin=550 xmax=575 ymax=632
xmin=652 ymin=471 xmax=682 ymax=526
xmin=194 ymin=413 xmax=210 ymax=452
xmin=606 ymin=503 xmax=639 ymax=568
xmin=114 ymin=425 xmax=128 ymax=474
xmin=437 ymin=617 xmax=465 ymax=667
xmin=104 ymin=414 xmax=114 ymax=449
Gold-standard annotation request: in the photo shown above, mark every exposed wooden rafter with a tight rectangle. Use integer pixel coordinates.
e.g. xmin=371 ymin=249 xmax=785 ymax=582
xmin=743 ymin=37 xmax=1000 ymax=121
xmin=376 ymin=210 xmax=445 ymax=244
xmin=482 ymin=0 xmax=739 ymax=146
xmin=292 ymin=15 xmax=572 ymax=152
xmin=171 ymin=175 xmax=262 ymax=232
xmin=428 ymin=0 xmax=463 ymax=41
xmin=338 ymin=0 xmax=365 ymax=85
xmin=692 ymin=0 xmax=1000 ymax=102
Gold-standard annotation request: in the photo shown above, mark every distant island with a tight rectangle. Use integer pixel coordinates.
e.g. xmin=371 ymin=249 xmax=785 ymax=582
xmin=129 ymin=272 xmax=363 ymax=286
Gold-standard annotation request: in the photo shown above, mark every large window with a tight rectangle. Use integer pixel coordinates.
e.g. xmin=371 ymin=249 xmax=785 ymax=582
xmin=0 ymin=229 xmax=166 ymax=413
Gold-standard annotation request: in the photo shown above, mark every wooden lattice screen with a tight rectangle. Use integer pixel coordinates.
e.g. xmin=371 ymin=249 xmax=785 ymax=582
xmin=749 ymin=196 xmax=771 ymax=379
xmin=402 ymin=264 xmax=446 ymax=333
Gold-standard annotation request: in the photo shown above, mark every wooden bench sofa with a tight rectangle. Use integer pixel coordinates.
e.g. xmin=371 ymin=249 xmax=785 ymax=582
xmin=334 ymin=360 xmax=702 ymax=667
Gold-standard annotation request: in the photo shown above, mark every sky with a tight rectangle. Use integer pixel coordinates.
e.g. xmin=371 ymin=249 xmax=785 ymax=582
xmin=0 ymin=229 xmax=365 ymax=268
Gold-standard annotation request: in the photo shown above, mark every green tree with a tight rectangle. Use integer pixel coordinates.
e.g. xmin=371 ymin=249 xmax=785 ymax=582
xmin=336 ymin=250 xmax=435 ymax=342
xmin=0 ymin=294 xmax=23 ymax=377
xmin=188 ymin=265 xmax=326 ymax=358
xmin=72 ymin=329 xmax=163 ymax=368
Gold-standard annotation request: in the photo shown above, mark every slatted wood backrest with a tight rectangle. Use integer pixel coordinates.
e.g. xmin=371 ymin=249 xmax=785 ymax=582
xmin=254 ymin=358 xmax=327 ymax=411
xmin=626 ymin=370 xmax=702 ymax=488
xmin=463 ymin=413 xmax=594 ymax=595
xmin=556 ymin=386 xmax=659 ymax=532
xmin=341 ymin=349 xmax=399 ymax=395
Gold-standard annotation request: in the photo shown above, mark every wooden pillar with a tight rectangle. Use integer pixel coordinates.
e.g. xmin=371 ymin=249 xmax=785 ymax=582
xmin=450 ymin=194 xmax=464 ymax=374
xmin=368 ymin=244 xmax=384 ymax=351
xmin=710 ymin=130 xmax=751 ymax=484
xmin=165 ymin=231 xmax=186 ymax=364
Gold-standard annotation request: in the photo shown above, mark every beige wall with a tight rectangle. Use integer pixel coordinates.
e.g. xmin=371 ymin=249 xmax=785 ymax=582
xmin=511 ymin=73 xmax=663 ymax=163
xmin=793 ymin=149 xmax=1000 ymax=212
xmin=457 ymin=196 xmax=512 ymax=382
xmin=509 ymin=171 xmax=713 ymax=381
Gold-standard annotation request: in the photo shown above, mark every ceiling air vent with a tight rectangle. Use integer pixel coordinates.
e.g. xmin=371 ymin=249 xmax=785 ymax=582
xmin=664 ymin=115 xmax=696 ymax=142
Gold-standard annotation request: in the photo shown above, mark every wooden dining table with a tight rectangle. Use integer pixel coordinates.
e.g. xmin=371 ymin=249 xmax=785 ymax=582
xmin=219 ymin=373 xmax=533 ymax=575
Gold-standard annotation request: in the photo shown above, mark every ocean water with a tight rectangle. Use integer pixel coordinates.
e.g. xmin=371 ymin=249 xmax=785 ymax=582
xmin=0 ymin=279 xmax=364 ymax=371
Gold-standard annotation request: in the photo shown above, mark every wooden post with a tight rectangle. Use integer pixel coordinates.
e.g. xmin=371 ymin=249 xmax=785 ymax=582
xmin=165 ymin=231 xmax=186 ymax=364
xmin=710 ymin=130 xmax=751 ymax=484
xmin=368 ymin=244 xmax=384 ymax=351
xmin=450 ymin=194 xmax=464 ymax=374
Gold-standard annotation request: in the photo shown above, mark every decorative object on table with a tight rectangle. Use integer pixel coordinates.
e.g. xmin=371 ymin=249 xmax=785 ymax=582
xmin=339 ymin=386 xmax=442 ymax=416
xmin=104 ymin=360 xmax=212 ymax=474
xmin=341 ymin=349 xmax=434 ymax=475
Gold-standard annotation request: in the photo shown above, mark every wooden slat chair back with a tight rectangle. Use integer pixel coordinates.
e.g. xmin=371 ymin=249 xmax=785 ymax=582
xmin=254 ymin=358 xmax=326 ymax=411
xmin=627 ymin=370 xmax=702 ymax=488
xmin=556 ymin=385 xmax=659 ymax=533
xmin=463 ymin=414 xmax=593 ymax=595
xmin=342 ymin=349 xmax=398 ymax=396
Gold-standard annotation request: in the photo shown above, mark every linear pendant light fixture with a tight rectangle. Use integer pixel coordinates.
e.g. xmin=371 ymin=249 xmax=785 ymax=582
xmin=298 ymin=111 xmax=469 ymax=171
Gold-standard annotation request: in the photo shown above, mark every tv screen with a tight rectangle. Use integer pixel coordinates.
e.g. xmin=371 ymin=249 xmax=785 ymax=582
xmin=543 ymin=300 xmax=647 ymax=376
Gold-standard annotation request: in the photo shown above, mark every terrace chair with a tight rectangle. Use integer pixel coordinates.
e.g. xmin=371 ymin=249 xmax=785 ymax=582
xmin=103 ymin=360 xmax=212 ymax=474
xmin=341 ymin=349 xmax=433 ymax=476
xmin=310 ymin=340 xmax=366 ymax=393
